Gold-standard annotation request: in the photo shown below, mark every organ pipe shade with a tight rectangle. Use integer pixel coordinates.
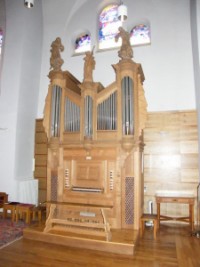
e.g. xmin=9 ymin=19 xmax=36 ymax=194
xmin=118 ymin=3 xmax=128 ymax=22
xmin=51 ymin=85 xmax=62 ymax=137
xmin=84 ymin=95 xmax=93 ymax=138
xmin=121 ymin=77 xmax=134 ymax=135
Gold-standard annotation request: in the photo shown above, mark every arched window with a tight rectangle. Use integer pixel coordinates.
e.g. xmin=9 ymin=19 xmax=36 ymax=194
xmin=74 ymin=33 xmax=91 ymax=54
xmin=98 ymin=4 xmax=122 ymax=50
xmin=130 ymin=24 xmax=150 ymax=46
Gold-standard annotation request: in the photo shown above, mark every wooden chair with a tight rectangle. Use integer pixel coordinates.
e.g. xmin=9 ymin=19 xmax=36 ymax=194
xmin=140 ymin=213 xmax=158 ymax=239
xmin=16 ymin=204 xmax=35 ymax=224
xmin=3 ymin=202 xmax=20 ymax=222
xmin=0 ymin=192 xmax=8 ymax=208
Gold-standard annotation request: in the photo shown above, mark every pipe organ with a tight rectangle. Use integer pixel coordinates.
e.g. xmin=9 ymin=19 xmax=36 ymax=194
xmin=42 ymin=28 xmax=147 ymax=240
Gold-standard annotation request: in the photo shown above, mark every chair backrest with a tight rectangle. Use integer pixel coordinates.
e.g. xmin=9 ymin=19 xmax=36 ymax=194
xmin=0 ymin=192 xmax=8 ymax=208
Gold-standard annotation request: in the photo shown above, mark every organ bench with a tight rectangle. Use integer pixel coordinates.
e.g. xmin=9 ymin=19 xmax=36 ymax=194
xmin=156 ymin=193 xmax=195 ymax=231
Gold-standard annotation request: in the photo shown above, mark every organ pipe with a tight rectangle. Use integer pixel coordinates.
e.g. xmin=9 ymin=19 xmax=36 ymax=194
xmin=121 ymin=77 xmax=134 ymax=135
xmin=84 ymin=95 xmax=93 ymax=138
xmin=97 ymin=91 xmax=117 ymax=130
xmin=65 ymin=97 xmax=80 ymax=132
xmin=51 ymin=85 xmax=62 ymax=137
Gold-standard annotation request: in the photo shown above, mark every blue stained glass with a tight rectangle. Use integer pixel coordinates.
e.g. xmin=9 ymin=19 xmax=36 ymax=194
xmin=75 ymin=33 xmax=91 ymax=54
xmin=99 ymin=5 xmax=118 ymax=23
xmin=99 ymin=5 xmax=122 ymax=50
xmin=130 ymin=24 xmax=151 ymax=46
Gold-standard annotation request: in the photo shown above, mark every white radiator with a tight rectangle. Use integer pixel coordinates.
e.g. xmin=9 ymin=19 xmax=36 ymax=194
xmin=18 ymin=179 xmax=38 ymax=205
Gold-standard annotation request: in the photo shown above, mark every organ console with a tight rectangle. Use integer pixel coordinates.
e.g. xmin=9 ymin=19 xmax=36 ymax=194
xmin=42 ymin=27 xmax=147 ymax=241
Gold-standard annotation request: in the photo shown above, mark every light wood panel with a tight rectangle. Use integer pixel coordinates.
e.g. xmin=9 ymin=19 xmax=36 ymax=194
xmin=143 ymin=110 xmax=199 ymax=223
xmin=34 ymin=119 xmax=48 ymax=204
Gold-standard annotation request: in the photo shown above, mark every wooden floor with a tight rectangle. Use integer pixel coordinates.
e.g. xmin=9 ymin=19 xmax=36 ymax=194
xmin=0 ymin=223 xmax=200 ymax=267
xmin=23 ymin=222 xmax=137 ymax=255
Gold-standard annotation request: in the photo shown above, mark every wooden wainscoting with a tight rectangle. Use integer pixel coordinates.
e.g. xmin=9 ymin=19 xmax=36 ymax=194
xmin=143 ymin=110 xmax=199 ymax=222
xmin=34 ymin=119 xmax=48 ymax=204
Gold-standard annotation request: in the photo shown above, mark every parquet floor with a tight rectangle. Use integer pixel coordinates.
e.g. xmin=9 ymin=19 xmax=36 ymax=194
xmin=0 ymin=223 xmax=200 ymax=267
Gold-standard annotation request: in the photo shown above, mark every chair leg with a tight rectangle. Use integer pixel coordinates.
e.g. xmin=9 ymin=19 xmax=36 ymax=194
xmin=153 ymin=220 xmax=157 ymax=239
xmin=140 ymin=217 xmax=158 ymax=240
xmin=140 ymin=219 xmax=143 ymax=237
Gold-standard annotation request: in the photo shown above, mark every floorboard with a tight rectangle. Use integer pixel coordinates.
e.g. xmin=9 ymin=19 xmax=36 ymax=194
xmin=0 ymin=223 xmax=200 ymax=267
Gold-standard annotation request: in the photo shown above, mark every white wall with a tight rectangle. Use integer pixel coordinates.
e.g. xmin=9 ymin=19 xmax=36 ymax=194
xmin=38 ymin=0 xmax=196 ymax=116
xmin=0 ymin=0 xmax=5 ymax=84
xmin=0 ymin=0 xmax=42 ymax=201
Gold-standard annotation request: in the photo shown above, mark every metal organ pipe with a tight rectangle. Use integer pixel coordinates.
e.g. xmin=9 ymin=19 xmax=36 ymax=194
xmin=97 ymin=91 xmax=117 ymax=130
xmin=51 ymin=85 xmax=62 ymax=137
xmin=84 ymin=95 xmax=93 ymax=138
xmin=129 ymin=79 xmax=133 ymax=134
xmin=65 ymin=97 xmax=80 ymax=132
xmin=121 ymin=77 xmax=134 ymax=135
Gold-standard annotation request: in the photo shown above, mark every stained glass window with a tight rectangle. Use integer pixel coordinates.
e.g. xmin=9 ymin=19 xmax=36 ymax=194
xmin=98 ymin=4 xmax=122 ymax=50
xmin=130 ymin=24 xmax=150 ymax=46
xmin=74 ymin=33 xmax=91 ymax=54
xmin=0 ymin=29 xmax=3 ymax=56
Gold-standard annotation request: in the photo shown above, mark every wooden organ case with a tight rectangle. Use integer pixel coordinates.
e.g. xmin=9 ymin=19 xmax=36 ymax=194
xmin=42 ymin=30 xmax=147 ymax=248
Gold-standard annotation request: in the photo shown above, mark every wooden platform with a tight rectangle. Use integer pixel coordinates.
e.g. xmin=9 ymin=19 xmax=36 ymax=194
xmin=23 ymin=223 xmax=138 ymax=255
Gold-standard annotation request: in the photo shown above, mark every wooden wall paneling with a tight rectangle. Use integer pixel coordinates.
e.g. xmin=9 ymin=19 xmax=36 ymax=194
xmin=181 ymin=169 xmax=199 ymax=183
xmin=35 ymin=132 xmax=48 ymax=143
xmin=38 ymin=189 xmax=47 ymax=204
xmin=34 ymin=167 xmax=47 ymax=178
xmin=35 ymin=144 xmax=48 ymax=155
xmin=38 ymin=177 xmax=47 ymax=190
xmin=34 ymin=119 xmax=48 ymax=204
xmin=35 ymin=119 xmax=45 ymax=131
xmin=35 ymin=155 xmax=47 ymax=166
xmin=143 ymin=110 xmax=199 ymax=223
